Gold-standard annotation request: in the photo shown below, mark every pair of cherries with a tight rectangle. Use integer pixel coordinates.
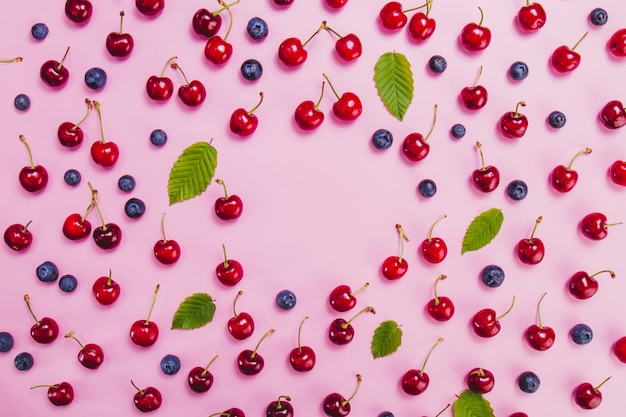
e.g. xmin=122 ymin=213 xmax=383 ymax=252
xmin=146 ymin=57 xmax=206 ymax=107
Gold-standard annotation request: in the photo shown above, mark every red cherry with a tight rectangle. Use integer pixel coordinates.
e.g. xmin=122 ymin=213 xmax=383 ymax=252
xmin=613 ymin=336 xmax=626 ymax=362
xmin=204 ymin=28 xmax=233 ymax=65
xmin=192 ymin=8 xmax=221 ymax=38
xmin=40 ymin=47 xmax=70 ymax=88
xmin=18 ymin=135 xmax=48 ymax=193
xmin=408 ymin=0 xmax=436 ymax=41
xmin=230 ymin=92 xmax=264 ymax=137
xmin=237 ymin=329 xmax=274 ymax=375
xmin=472 ymin=141 xmax=500 ymax=192
xmin=106 ymin=11 xmax=134 ymax=58
xmin=90 ymin=101 xmax=119 ymax=168
xmin=609 ymin=28 xmax=626 ymax=57
xmin=517 ymin=216 xmax=544 ymax=265
xmin=57 ymin=99 xmax=93 ymax=148
xmin=135 ymin=0 xmax=164 ymax=17
xmin=92 ymin=270 xmax=121 ymax=306
xmin=4 ymin=221 xmax=33 ymax=251
xmin=381 ymin=224 xmax=410 ymax=280
xmin=609 ymin=160 xmax=626 ymax=186
xmin=65 ymin=331 xmax=104 ymax=369
xmin=131 ymin=381 xmax=162 ymax=412
xmin=289 ymin=316 xmax=316 ymax=372
xmin=171 ymin=62 xmax=206 ymax=107
xmin=215 ymin=243 xmax=244 ymax=286
xmin=426 ymin=275 xmax=454 ymax=321
xmin=323 ymin=374 xmax=362 ymax=416
xmin=323 ymin=23 xmax=362 ymax=61
xmin=499 ymin=101 xmax=528 ymax=138
xmin=467 ymin=368 xmax=495 ymax=393
xmin=266 ymin=396 xmax=294 ymax=417
xmin=328 ymin=282 xmax=369 ymax=312
xmin=517 ymin=1 xmax=546 ymax=32
xmin=295 ymin=81 xmax=326 ymax=130
xmin=326 ymin=0 xmax=348 ymax=8
xmin=402 ymin=104 xmax=437 ymax=162
xmin=574 ymin=377 xmax=611 ymax=410
xmin=227 ymin=291 xmax=254 ymax=340
xmin=65 ymin=0 xmax=92 ymax=24
xmin=580 ymin=212 xmax=621 ymax=240
xmin=153 ymin=213 xmax=180 ymax=265
xmin=323 ymin=73 xmax=362 ymax=121
xmin=129 ymin=284 xmax=160 ymax=347
xmin=24 ymin=294 xmax=59 ymax=343
xmin=524 ymin=292 xmax=555 ymax=351
xmin=459 ymin=7 xmax=491 ymax=52
xmin=568 ymin=269 xmax=615 ymax=299
xmin=401 ymin=338 xmax=444 ymax=395
xmin=146 ymin=56 xmax=176 ymax=101
xmin=328 ymin=306 xmax=375 ymax=345
xmin=278 ymin=22 xmax=324 ymax=67
xmin=187 ymin=355 xmax=219 ymax=393
xmin=214 ymin=179 xmax=243 ymax=220
xmin=31 ymin=382 xmax=74 ymax=406
xmin=551 ymin=32 xmax=588 ymax=73
xmin=63 ymin=212 xmax=92 ymax=241
xmin=420 ymin=214 xmax=447 ymax=263
xmin=600 ymin=100 xmax=626 ymax=129
xmin=460 ymin=66 xmax=488 ymax=110
xmin=88 ymin=182 xmax=123 ymax=250
xmin=379 ymin=2 xmax=408 ymax=30
xmin=472 ymin=296 xmax=515 ymax=338
xmin=550 ymin=148 xmax=592 ymax=193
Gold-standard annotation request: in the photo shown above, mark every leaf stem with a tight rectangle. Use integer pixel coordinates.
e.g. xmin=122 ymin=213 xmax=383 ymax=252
xmin=118 ymin=11 xmax=126 ymax=34
xmin=160 ymin=213 xmax=168 ymax=242
xmin=88 ymin=182 xmax=107 ymax=229
xmin=171 ymin=62 xmax=190 ymax=85
xmin=0 ymin=56 xmax=23 ymax=63
xmin=216 ymin=178 xmax=229 ymax=198
xmin=218 ymin=0 xmax=234 ymax=41
xmin=590 ymin=270 xmax=615 ymax=280
xmin=276 ymin=396 xmax=291 ymax=409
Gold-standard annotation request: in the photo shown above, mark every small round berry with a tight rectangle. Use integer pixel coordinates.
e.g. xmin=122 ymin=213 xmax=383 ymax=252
xmin=378 ymin=412 xmax=394 ymax=417
xmin=417 ymin=179 xmax=437 ymax=198
xmin=125 ymin=198 xmax=146 ymax=219
xmin=507 ymin=180 xmax=528 ymax=201
xmin=372 ymin=129 xmax=393 ymax=149
xmin=58 ymin=275 xmax=78 ymax=293
xmin=518 ymin=371 xmax=540 ymax=393
xmin=548 ymin=111 xmax=566 ymax=128
xmin=117 ymin=175 xmax=136 ymax=192
xmin=481 ymin=265 xmax=505 ymax=288
xmin=509 ymin=61 xmax=529 ymax=81
xmin=0 ymin=332 xmax=15 ymax=352
xmin=150 ymin=129 xmax=167 ymax=147
xmin=14 ymin=352 xmax=34 ymax=371
xmin=510 ymin=413 xmax=529 ymax=417
xmin=63 ymin=169 xmax=82 ymax=186
xmin=160 ymin=354 xmax=181 ymax=375
xmin=276 ymin=289 xmax=297 ymax=310
xmin=240 ymin=59 xmax=263 ymax=81
xmin=246 ymin=17 xmax=269 ymax=41
xmin=84 ymin=67 xmax=107 ymax=90
xmin=14 ymin=94 xmax=31 ymax=111
xmin=36 ymin=261 xmax=59 ymax=283
xmin=451 ymin=123 xmax=466 ymax=139
xmin=31 ymin=23 xmax=49 ymax=40
xmin=589 ymin=8 xmax=608 ymax=26
xmin=428 ymin=55 xmax=447 ymax=74
xmin=570 ymin=323 xmax=593 ymax=345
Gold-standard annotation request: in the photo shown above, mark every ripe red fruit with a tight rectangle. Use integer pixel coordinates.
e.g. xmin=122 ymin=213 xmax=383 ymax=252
xmin=379 ymin=2 xmax=408 ymax=30
xmin=517 ymin=216 xmax=544 ymax=265
xmin=57 ymin=99 xmax=93 ymax=148
xmin=499 ymin=101 xmax=528 ymax=139
xmin=278 ymin=21 xmax=325 ymax=67
xmin=402 ymin=104 xmax=437 ymax=162
xmin=153 ymin=213 xmax=180 ymax=265
xmin=4 ymin=221 xmax=33 ymax=251
xmin=580 ymin=212 xmax=621 ymax=240
xmin=288 ymin=316 xmax=316 ymax=372
xmin=459 ymin=7 xmax=491 ymax=52
xmin=129 ymin=285 xmax=160 ymax=347
xmin=460 ymin=66 xmax=488 ymax=110
xmin=467 ymin=368 xmax=495 ymax=393
xmin=18 ymin=135 xmax=48 ymax=193
xmin=568 ymin=269 xmax=615 ymax=299
xmin=426 ymin=275 xmax=454 ymax=321
xmin=328 ymin=282 xmax=369 ymax=312
xmin=420 ymin=215 xmax=447 ymax=264
xmin=524 ymin=292 xmax=555 ymax=351
xmin=600 ymin=100 xmax=626 ymax=129
xmin=92 ymin=270 xmax=121 ymax=305
xmin=230 ymin=92 xmax=264 ymax=137
xmin=323 ymin=73 xmax=362 ymax=121
xmin=550 ymin=32 xmax=588 ymax=74
xmin=608 ymin=28 xmax=626 ymax=57
xmin=214 ymin=179 xmax=243 ymax=220
xmin=574 ymin=377 xmax=611 ymax=410
xmin=227 ymin=291 xmax=254 ymax=340
xmin=472 ymin=141 xmax=499 ymax=193
xmin=171 ymin=62 xmax=206 ymax=107
xmin=106 ymin=11 xmax=134 ymax=58
xmin=516 ymin=1 xmax=546 ymax=32
xmin=472 ymin=296 xmax=515 ymax=338
xmin=381 ymin=224 xmax=409 ymax=280
xmin=215 ymin=243 xmax=244 ymax=286
xmin=146 ymin=56 xmax=176 ymax=101
xmin=295 ymin=81 xmax=326 ymax=131
xmin=609 ymin=160 xmax=626 ymax=186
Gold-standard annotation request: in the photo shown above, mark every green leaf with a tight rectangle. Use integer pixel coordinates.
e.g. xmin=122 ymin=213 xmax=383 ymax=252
xmin=461 ymin=208 xmax=504 ymax=254
xmin=453 ymin=390 xmax=495 ymax=417
xmin=371 ymin=320 xmax=402 ymax=359
xmin=168 ymin=141 xmax=218 ymax=205
xmin=373 ymin=52 xmax=414 ymax=121
xmin=171 ymin=293 xmax=216 ymax=330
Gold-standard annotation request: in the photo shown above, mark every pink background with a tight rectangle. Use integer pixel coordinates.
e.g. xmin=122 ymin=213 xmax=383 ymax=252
xmin=2 ymin=0 xmax=626 ymax=416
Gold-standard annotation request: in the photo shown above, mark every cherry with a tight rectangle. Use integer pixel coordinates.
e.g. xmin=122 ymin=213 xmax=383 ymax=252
xmin=171 ymin=62 xmax=206 ymax=107
xmin=323 ymin=23 xmax=362 ymax=61
xmin=4 ymin=221 xmax=33 ymax=251
xmin=266 ymin=396 xmax=294 ymax=417
xmin=323 ymin=374 xmax=362 ymax=416
xmin=471 ymin=296 xmax=515 ymax=337
xmin=228 ymin=291 xmax=254 ymax=340
xmin=209 ymin=409 xmax=245 ymax=417
xmin=516 ymin=0 xmax=546 ymax=32
xmin=472 ymin=141 xmax=499 ymax=192
xmin=153 ymin=213 xmax=181 ymax=265
xmin=192 ymin=0 xmax=239 ymax=38
xmin=467 ymin=368 xmax=495 ymax=393
xmin=401 ymin=338 xmax=444 ymax=395
xmin=90 ymin=101 xmax=120 ymax=168
xmin=135 ymin=0 xmax=164 ymax=17
xmin=18 ymin=135 xmax=48 ymax=193
xmin=499 ymin=101 xmax=528 ymax=139
xmin=131 ymin=380 xmax=162 ymax=412
xmin=204 ymin=1 xmax=234 ymax=65
xmin=420 ymin=214 xmax=447 ymax=263
xmin=31 ymin=382 xmax=74 ymax=406
xmin=326 ymin=0 xmax=348 ymax=8
xmin=57 ymin=98 xmax=93 ymax=148
xmin=146 ymin=56 xmax=176 ymax=101
xmin=295 ymin=80 xmax=326 ymax=130
xmin=408 ymin=0 xmax=436 ymax=42
xmin=65 ymin=331 xmax=104 ymax=369
xmin=402 ymin=104 xmax=437 ymax=162
xmin=323 ymin=73 xmax=362 ymax=121
xmin=273 ymin=0 xmax=294 ymax=6
xmin=89 ymin=183 xmax=122 ymax=250
xmin=215 ymin=178 xmax=243 ymax=220
xmin=568 ymin=269 xmax=615 ymax=299
xmin=608 ymin=28 xmax=626 ymax=57
xmin=381 ymin=224 xmax=410 ymax=280
xmin=40 ymin=47 xmax=70 ymax=88
xmin=278 ymin=21 xmax=325 ymax=67
xmin=24 ymin=294 xmax=59 ymax=344
xmin=328 ymin=306 xmax=375 ymax=345
xmin=610 ymin=160 xmax=626 ymax=186
xmin=550 ymin=148 xmax=592 ymax=193
xmin=237 ymin=329 xmax=275 ymax=375
xmin=574 ymin=377 xmax=611 ymax=410
xmin=600 ymin=100 xmax=626 ymax=129
xmin=129 ymin=284 xmax=160 ymax=347
xmin=187 ymin=354 xmax=219 ymax=393
xmin=230 ymin=92 xmax=264 ymax=137
xmin=106 ymin=11 xmax=134 ymax=58
xmin=613 ymin=336 xmax=626 ymax=362
xmin=551 ymin=32 xmax=588 ymax=74
xmin=328 ymin=282 xmax=369 ymax=312
xmin=524 ymin=292 xmax=555 ymax=351
xmin=459 ymin=7 xmax=491 ymax=52
xmin=426 ymin=275 xmax=454 ymax=321
xmin=63 ymin=190 xmax=95 ymax=241
xmin=289 ymin=316 xmax=316 ymax=372
xmin=580 ymin=212 xmax=621 ymax=240
xmin=65 ymin=0 xmax=92 ymax=24
xmin=92 ymin=269 xmax=121 ymax=306
xmin=379 ymin=2 xmax=409 ymax=30
xmin=460 ymin=65 xmax=488 ymax=110
xmin=517 ymin=216 xmax=544 ymax=265
xmin=216 ymin=243 xmax=244 ymax=286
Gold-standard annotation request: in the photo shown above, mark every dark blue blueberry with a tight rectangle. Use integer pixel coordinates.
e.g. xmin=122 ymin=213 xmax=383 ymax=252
xmin=509 ymin=61 xmax=529 ymax=81
xmin=31 ymin=23 xmax=49 ymax=40
xmin=276 ymin=289 xmax=296 ymax=310
xmin=518 ymin=371 xmax=540 ymax=393
xmin=548 ymin=111 xmax=566 ymax=128
xmin=84 ymin=67 xmax=107 ymax=90
xmin=428 ymin=55 xmax=447 ymax=74
xmin=64 ymin=169 xmax=82 ymax=186
xmin=160 ymin=354 xmax=181 ymax=375
xmin=125 ymin=198 xmax=146 ymax=219
xmin=58 ymin=275 xmax=78 ymax=293
xmin=0 ymin=332 xmax=14 ymax=352
xmin=118 ymin=175 xmax=136 ymax=192
xmin=36 ymin=261 xmax=59 ymax=283
xmin=418 ymin=179 xmax=437 ymax=198
xmin=14 ymin=352 xmax=34 ymax=370
xmin=378 ymin=412 xmax=394 ymax=417
xmin=481 ymin=265 xmax=505 ymax=288
xmin=14 ymin=94 xmax=31 ymax=111
xmin=372 ymin=129 xmax=393 ymax=149
xmin=589 ymin=8 xmax=608 ymax=26
xmin=150 ymin=129 xmax=167 ymax=147
xmin=241 ymin=59 xmax=263 ymax=81
xmin=246 ymin=17 xmax=269 ymax=40
xmin=571 ymin=323 xmax=593 ymax=345
xmin=507 ymin=180 xmax=528 ymax=201
xmin=450 ymin=123 xmax=466 ymax=139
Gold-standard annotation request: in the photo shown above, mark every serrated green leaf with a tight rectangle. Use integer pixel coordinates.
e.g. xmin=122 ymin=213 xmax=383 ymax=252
xmin=374 ymin=52 xmax=414 ymax=121
xmin=371 ymin=320 xmax=402 ymax=359
xmin=453 ymin=390 xmax=495 ymax=417
xmin=168 ymin=142 xmax=218 ymax=205
xmin=171 ymin=293 xmax=216 ymax=330
xmin=461 ymin=208 xmax=504 ymax=254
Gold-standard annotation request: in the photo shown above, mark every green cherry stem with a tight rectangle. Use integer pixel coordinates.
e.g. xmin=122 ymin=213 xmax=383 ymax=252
xmin=427 ymin=214 xmax=446 ymax=242
xmin=232 ymin=290 xmax=243 ymax=317
xmin=528 ymin=216 xmax=542 ymax=242
xmin=131 ymin=380 xmax=145 ymax=395
xmin=218 ymin=0 xmax=234 ymax=41
xmin=296 ymin=316 xmax=309 ymax=352
xmin=247 ymin=92 xmax=264 ymax=116
xmin=571 ymin=31 xmax=589 ymax=51
xmin=65 ymin=331 xmax=85 ymax=349
xmin=396 ymin=224 xmax=410 ymax=263
xmin=20 ymin=220 xmax=33 ymax=234
xmin=57 ymin=47 xmax=70 ymax=72
xmin=171 ymin=62 xmax=191 ymax=86
xmin=31 ymin=384 xmax=58 ymax=390
xmin=106 ymin=269 xmax=114 ymax=286
xmin=303 ymin=21 xmax=326 ymax=47
xmin=341 ymin=306 xmax=376 ymax=329
xmin=201 ymin=354 xmax=219 ymax=376
xmin=144 ymin=284 xmax=160 ymax=325
xmin=23 ymin=294 xmax=40 ymax=326
xmin=216 ymin=179 xmax=229 ymax=198
xmin=322 ymin=23 xmax=344 ymax=39
xmin=322 ymin=73 xmax=341 ymax=100
xmin=118 ymin=11 xmax=126 ymax=34
xmin=221 ymin=243 xmax=231 ymax=268
xmin=422 ymin=104 xmax=438 ymax=142
xmin=350 ymin=282 xmax=369 ymax=296
xmin=0 ymin=56 xmax=23 ymax=63
xmin=88 ymin=182 xmax=108 ymax=230
xmin=433 ymin=274 xmax=447 ymax=306
xmin=402 ymin=0 xmax=432 ymax=14
xmin=19 ymin=135 xmax=36 ymax=169
xmin=160 ymin=213 xmax=169 ymax=243
xmin=513 ymin=101 xmax=526 ymax=119
xmin=275 ymin=396 xmax=291 ymax=410
xmin=160 ymin=56 xmax=177 ymax=77
xmin=250 ymin=329 xmax=275 ymax=359
xmin=435 ymin=404 xmax=451 ymax=417
xmin=341 ymin=374 xmax=362 ymax=408
xmin=535 ymin=292 xmax=547 ymax=328
xmin=211 ymin=0 xmax=240 ymax=16
xmin=477 ymin=6 xmax=485 ymax=27
xmin=594 ymin=376 xmax=612 ymax=391
xmin=419 ymin=337 xmax=444 ymax=375
xmin=476 ymin=141 xmax=487 ymax=171
xmin=208 ymin=413 xmax=230 ymax=417
xmin=315 ymin=81 xmax=326 ymax=110
xmin=567 ymin=148 xmax=592 ymax=170
xmin=590 ymin=270 xmax=616 ymax=280
xmin=92 ymin=101 xmax=108 ymax=144
xmin=73 ymin=99 xmax=93 ymax=130
xmin=496 ymin=296 xmax=516 ymax=321
xmin=472 ymin=65 xmax=483 ymax=87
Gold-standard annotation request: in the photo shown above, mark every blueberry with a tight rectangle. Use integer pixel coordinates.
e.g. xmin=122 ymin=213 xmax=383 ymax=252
xmin=428 ymin=55 xmax=447 ymax=74
xmin=481 ymin=265 xmax=505 ymax=288
xmin=0 ymin=332 xmax=14 ymax=352
xmin=31 ymin=23 xmax=49 ymax=40
xmin=507 ymin=180 xmax=528 ymax=201
xmin=84 ymin=67 xmax=107 ymax=90
xmin=571 ymin=323 xmax=593 ymax=345
xmin=589 ymin=8 xmax=608 ymax=26
xmin=36 ymin=261 xmax=59 ymax=283
xmin=58 ymin=275 xmax=78 ymax=293
xmin=450 ymin=123 xmax=466 ymax=139
xmin=14 ymin=93 xmax=31 ymax=111
xmin=64 ymin=169 xmax=81 ymax=186
xmin=276 ymin=289 xmax=297 ymax=310
xmin=14 ymin=352 xmax=34 ymax=371
xmin=548 ymin=111 xmax=566 ymax=128
xmin=372 ymin=129 xmax=393 ymax=149
xmin=160 ymin=354 xmax=181 ymax=375
xmin=247 ymin=17 xmax=268 ymax=40
xmin=417 ymin=179 xmax=437 ymax=198
xmin=241 ymin=59 xmax=263 ymax=81
xmin=150 ymin=129 xmax=167 ymax=147
xmin=509 ymin=61 xmax=529 ymax=81
xmin=125 ymin=198 xmax=146 ymax=219
xmin=518 ymin=371 xmax=540 ymax=393
xmin=118 ymin=175 xmax=136 ymax=192
xmin=378 ymin=412 xmax=394 ymax=417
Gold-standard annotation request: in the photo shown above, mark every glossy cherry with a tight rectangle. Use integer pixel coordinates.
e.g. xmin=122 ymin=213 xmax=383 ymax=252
xmin=401 ymin=338 xmax=444 ymax=395
xmin=460 ymin=7 xmax=491 ymax=52
xmin=278 ymin=21 xmax=325 ymax=67
xmin=600 ymin=100 xmax=626 ymax=129
xmin=65 ymin=0 xmax=92 ymax=24
xmin=24 ymin=294 xmax=59 ymax=344
xmin=228 ymin=291 xmax=254 ymax=340
xmin=613 ymin=336 xmax=626 ymax=362
xmin=135 ymin=0 xmax=164 ymax=17
xmin=328 ymin=306 xmax=375 ymax=345
xmin=524 ymin=292 xmax=555 ymax=351
xmin=129 ymin=284 xmax=160 ymax=347
xmin=402 ymin=104 xmax=437 ymax=162
xmin=58 ymin=99 xmax=93 ymax=148
xmin=153 ymin=213 xmax=181 ymax=265
xmin=378 ymin=2 xmax=413 ymax=30
xmin=187 ymin=354 xmax=219 ymax=393
xmin=289 ymin=316 xmax=316 ymax=372
xmin=517 ymin=216 xmax=544 ymax=264
xmin=609 ymin=28 xmax=626 ymax=57
xmin=295 ymin=81 xmax=326 ymax=130
xmin=326 ymin=0 xmax=348 ymax=8
xmin=472 ymin=141 xmax=500 ymax=192
xmin=323 ymin=375 xmax=363 ymax=417
xmin=408 ymin=0 xmax=436 ymax=41
xmin=230 ymin=92 xmax=264 ymax=137
xmin=550 ymin=148 xmax=592 ymax=193
xmin=4 ymin=221 xmax=33 ymax=251
xmin=382 ymin=224 xmax=409 ymax=280
xmin=610 ymin=160 xmax=626 ymax=185
xmin=323 ymin=23 xmax=362 ymax=61
xmin=420 ymin=214 xmax=447 ymax=263
xmin=574 ymin=377 xmax=611 ymax=410
xmin=329 ymin=282 xmax=369 ymax=312
xmin=89 ymin=183 xmax=122 ymax=250
xmin=551 ymin=32 xmax=588 ymax=74
xmin=90 ymin=101 xmax=119 ymax=168
xmin=216 ymin=243 xmax=244 ymax=286
xmin=92 ymin=269 xmax=121 ymax=306
xmin=472 ymin=296 xmax=515 ymax=337
xmin=568 ymin=269 xmax=615 ymax=299
xmin=106 ymin=11 xmax=134 ymax=58
xmin=209 ymin=409 xmax=245 ymax=417
xmin=499 ymin=101 xmax=528 ymax=138
xmin=131 ymin=380 xmax=162 ymax=412
xmin=460 ymin=66 xmax=488 ymax=110
xmin=65 ymin=331 xmax=104 ymax=369
xmin=18 ymin=135 xmax=48 ymax=193
xmin=517 ymin=0 xmax=546 ymax=32
xmin=204 ymin=1 xmax=234 ymax=65
xmin=171 ymin=62 xmax=206 ymax=107
xmin=192 ymin=1 xmax=231 ymax=38
xmin=467 ymin=368 xmax=495 ymax=393
xmin=31 ymin=382 xmax=74 ymax=406
xmin=40 ymin=47 xmax=70 ymax=88
xmin=146 ymin=56 xmax=176 ymax=101
xmin=580 ymin=212 xmax=621 ymax=240
xmin=266 ymin=396 xmax=294 ymax=417
xmin=323 ymin=73 xmax=362 ymax=121
xmin=214 ymin=179 xmax=243 ymax=220
xmin=63 ymin=211 xmax=92 ymax=241
xmin=237 ymin=329 xmax=275 ymax=375
xmin=426 ymin=275 xmax=454 ymax=321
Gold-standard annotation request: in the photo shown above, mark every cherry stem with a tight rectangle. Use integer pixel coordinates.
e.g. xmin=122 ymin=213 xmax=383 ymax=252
xmin=218 ymin=0 xmax=234 ymax=41
xmin=402 ymin=0 xmax=432 ymax=14
xmin=605 ymin=221 xmax=623 ymax=228
xmin=349 ymin=282 xmax=369 ymax=296
xmin=567 ymin=148 xmax=592 ymax=170
xmin=160 ymin=56 xmax=177 ymax=77
xmin=88 ymin=182 xmax=108 ymax=229
xmin=477 ymin=6 xmax=485 ymax=26
xmin=590 ymin=270 xmax=616 ymax=280
xmin=315 ymin=81 xmax=326 ymax=110
xmin=144 ymin=284 xmax=160 ymax=325
xmin=92 ymin=101 xmax=107 ymax=144
xmin=513 ymin=101 xmax=526 ymax=119
xmin=19 ymin=135 xmax=35 ymax=169
xmin=31 ymin=384 xmax=57 ymax=390
xmin=341 ymin=374 xmax=362 ymax=407
xmin=57 ymin=46 xmax=70 ymax=71
xmin=201 ymin=354 xmax=219 ymax=376
xmin=476 ymin=141 xmax=486 ymax=171
xmin=472 ymin=65 xmax=483 ymax=87
xmin=232 ymin=290 xmax=243 ymax=317
xmin=0 ymin=57 xmax=22 ymax=63
xmin=594 ymin=376 xmax=612 ymax=390
xmin=322 ymin=23 xmax=344 ymax=39
xmin=248 ymin=92 xmax=264 ymax=115
xmin=21 ymin=220 xmax=33 ymax=233
xmin=160 ymin=213 xmax=168 ymax=242
xmin=342 ymin=306 xmax=375 ymax=329
xmin=131 ymin=380 xmax=144 ymax=395
xmin=23 ymin=294 xmax=40 ymax=326
xmin=535 ymin=292 xmax=547 ymax=328
xmin=216 ymin=178 xmax=229 ymax=198
xmin=171 ymin=62 xmax=190 ymax=85
xmin=496 ymin=296 xmax=516 ymax=321
xmin=212 ymin=0 xmax=240 ymax=16
xmin=322 ymin=73 xmax=340 ymax=100
xmin=420 ymin=337 xmax=444 ymax=375
xmin=64 ymin=331 xmax=85 ymax=349
xmin=525 ymin=0 xmax=530 ymax=6
xmin=427 ymin=214 xmax=446 ymax=242
xmin=208 ymin=413 xmax=230 ymax=417
xmin=296 ymin=316 xmax=309 ymax=352
xmin=572 ymin=31 xmax=589 ymax=51
xmin=250 ymin=329 xmax=275 ymax=358
xmin=221 ymin=243 xmax=230 ymax=268
xmin=433 ymin=274 xmax=447 ymax=305
xmin=73 ymin=99 xmax=93 ymax=130
xmin=276 ymin=396 xmax=291 ymax=409
xmin=435 ymin=404 xmax=451 ymax=417
xmin=425 ymin=0 xmax=434 ymax=16
xmin=396 ymin=224 xmax=409 ymax=262
xmin=303 ymin=21 xmax=326 ymax=47
xmin=423 ymin=104 xmax=438 ymax=142
xmin=118 ymin=11 xmax=126 ymax=34
xmin=107 ymin=269 xmax=113 ymax=286
xmin=528 ymin=216 xmax=542 ymax=241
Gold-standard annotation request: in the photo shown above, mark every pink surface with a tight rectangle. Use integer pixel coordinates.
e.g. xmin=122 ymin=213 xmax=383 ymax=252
xmin=2 ymin=0 xmax=626 ymax=416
